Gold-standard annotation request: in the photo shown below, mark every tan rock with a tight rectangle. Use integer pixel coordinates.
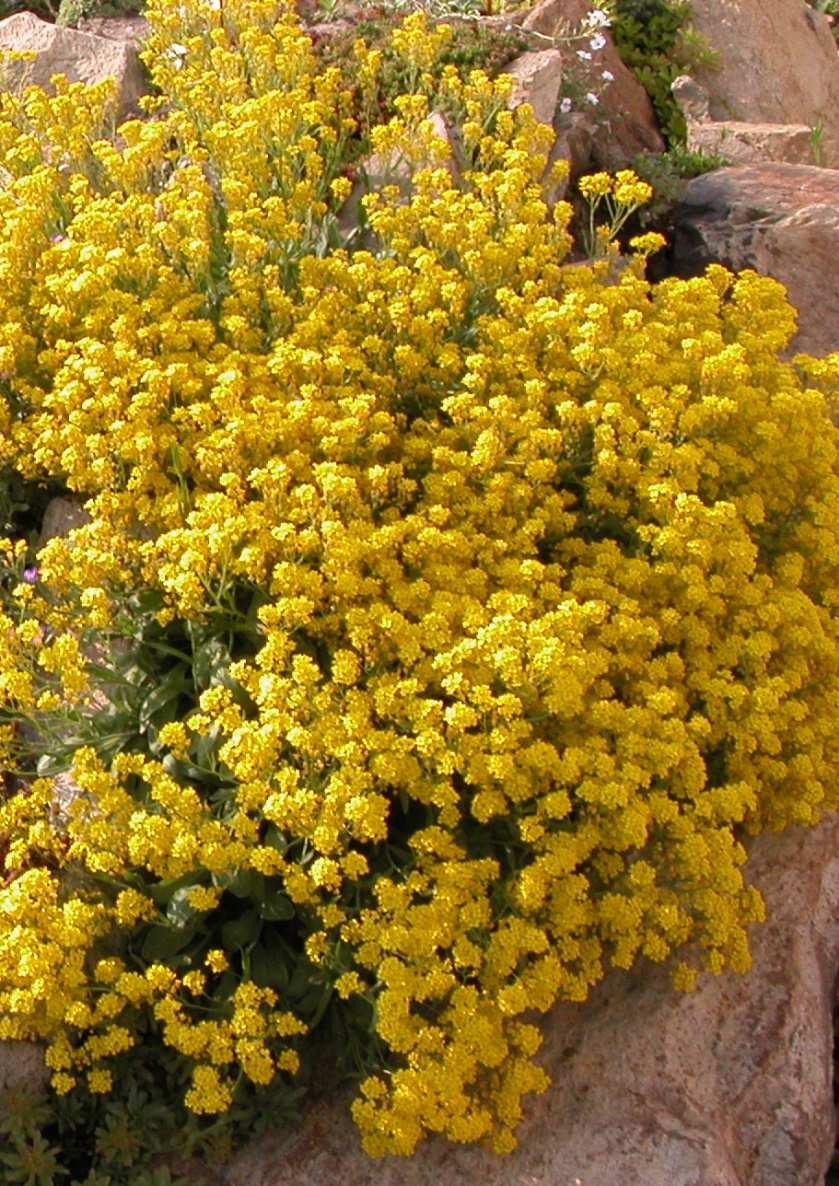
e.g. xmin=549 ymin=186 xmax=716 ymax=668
xmin=671 ymin=163 xmax=839 ymax=356
xmin=502 ymin=48 xmax=563 ymax=126
xmin=671 ymin=72 xmax=711 ymax=123
xmin=0 ymin=12 xmax=147 ymax=121
xmin=518 ymin=0 xmax=664 ymax=166
xmin=221 ymin=814 xmax=839 ymax=1186
xmin=0 ymin=1040 xmax=47 ymax=1095
xmin=76 ymin=14 xmax=149 ymax=44
xmin=39 ymin=495 xmax=90 ymax=545
xmin=672 ymin=75 xmax=817 ymax=167
xmin=337 ymin=112 xmax=457 ymax=244
xmin=689 ymin=0 xmax=839 ymax=167
xmin=686 ymin=120 xmax=816 ymax=166
xmin=544 ymin=110 xmax=594 ymax=202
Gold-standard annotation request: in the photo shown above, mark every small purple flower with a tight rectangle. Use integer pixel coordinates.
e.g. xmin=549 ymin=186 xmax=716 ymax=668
xmin=22 ymin=566 xmax=38 ymax=585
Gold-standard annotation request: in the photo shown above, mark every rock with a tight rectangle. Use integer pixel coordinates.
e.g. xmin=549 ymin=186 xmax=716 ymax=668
xmin=306 ymin=19 xmax=354 ymax=44
xmin=501 ymin=48 xmax=563 ymax=126
xmin=220 ymin=814 xmax=839 ymax=1186
xmin=689 ymin=0 xmax=839 ymax=167
xmin=337 ymin=112 xmax=457 ymax=244
xmin=518 ymin=0 xmax=664 ymax=166
xmin=544 ymin=110 xmax=594 ymax=201
xmin=0 ymin=12 xmax=147 ymax=122
xmin=672 ymin=75 xmax=817 ymax=167
xmin=75 ymin=14 xmax=149 ymax=44
xmin=38 ymin=496 xmax=90 ymax=546
xmin=670 ymin=163 xmax=839 ymax=357
xmin=671 ymin=73 xmax=711 ymax=123
xmin=687 ymin=120 xmax=815 ymax=167
xmin=0 ymin=1040 xmax=47 ymax=1095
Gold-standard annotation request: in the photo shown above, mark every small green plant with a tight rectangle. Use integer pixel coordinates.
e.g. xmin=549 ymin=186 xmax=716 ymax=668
xmin=612 ymin=0 xmax=719 ymax=144
xmin=0 ymin=0 xmax=142 ymax=22
xmin=55 ymin=0 xmax=143 ymax=26
xmin=0 ymin=0 xmax=59 ymax=19
xmin=0 ymin=1051 xmax=300 ymax=1184
xmin=631 ymin=144 xmax=729 ymax=222
xmin=810 ymin=119 xmax=825 ymax=166
xmin=312 ymin=9 xmax=528 ymax=153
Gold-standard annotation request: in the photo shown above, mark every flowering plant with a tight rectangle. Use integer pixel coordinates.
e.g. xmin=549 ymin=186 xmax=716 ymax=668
xmin=0 ymin=0 xmax=836 ymax=1174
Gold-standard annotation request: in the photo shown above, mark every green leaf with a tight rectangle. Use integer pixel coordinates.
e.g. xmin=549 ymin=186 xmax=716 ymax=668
xmin=250 ymin=933 xmax=291 ymax=991
xmin=259 ymin=886 xmax=295 ymax=922
xmin=161 ymin=752 xmax=213 ymax=783
xmin=140 ymin=923 xmax=198 ymax=961
xmin=263 ymin=825 xmax=291 ymax=855
xmin=192 ymin=638 xmax=231 ymax=692
xmin=36 ymin=752 xmax=67 ymax=778
xmin=218 ymin=868 xmax=262 ymax=899
xmin=220 ymin=909 xmax=262 ymax=952
xmin=137 ymin=667 xmax=191 ymax=732
xmin=128 ymin=589 xmax=165 ymax=616
xmin=149 ymin=872 xmax=207 ymax=908
xmin=165 ymin=886 xmax=205 ymax=927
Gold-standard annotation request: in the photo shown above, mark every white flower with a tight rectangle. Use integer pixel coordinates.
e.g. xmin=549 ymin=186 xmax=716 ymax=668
xmin=585 ymin=8 xmax=611 ymax=28
xmin=577 ymin=49 xmax=592 ymax=60
xmin=589 ymin=32 xmax=607 ymax=50
xmin=601 ymin=69 xmax=614 ymax=82
xmin=165 ymin=42 xmax=188 ymax=66
xmin=560 ymin=97 xmax=573 ymax=113
xmin=586 ymin=92 xmax=599 ymax=105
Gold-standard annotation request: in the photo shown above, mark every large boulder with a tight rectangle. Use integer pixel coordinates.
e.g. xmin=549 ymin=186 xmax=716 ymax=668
xmin=0 ymin=12 xmax=147 ymax=121
xmin=689 ymin=0 xmax=839 ymax=167
xmin=669 ymin=163 xmax=839 ymax=357
xmin=220 ymin=813 xmax=839 ymax=1186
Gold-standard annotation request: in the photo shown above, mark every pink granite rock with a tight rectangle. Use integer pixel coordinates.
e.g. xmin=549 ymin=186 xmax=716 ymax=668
xmin=220 ymin=814 xmax=839 ymax=1186
xmin=76 ymin=13 xmax=149 ymax=44
xmin=671 ymin=75 xmax=817 ymax=167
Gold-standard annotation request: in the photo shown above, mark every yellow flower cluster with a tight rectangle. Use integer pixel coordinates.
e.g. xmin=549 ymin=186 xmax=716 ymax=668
xmin=0 ymin=0 xmax=836 ymax=1158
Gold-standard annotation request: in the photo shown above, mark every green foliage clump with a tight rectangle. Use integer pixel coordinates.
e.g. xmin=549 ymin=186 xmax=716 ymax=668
xmin=612 ymin=0 xmax=719 ymax=145
xmin=0 ymin=0 xmax=142 ymax=24
xmin=631 ymin=144 xmax=730 ymax=223
xmin=312 ymin=7 xmax=528 ymax=148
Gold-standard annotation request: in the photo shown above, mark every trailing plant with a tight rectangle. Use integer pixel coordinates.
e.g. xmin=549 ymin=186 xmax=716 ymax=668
xmin=611 ymin=0 xmax=719 ymax=144
xmin=0 ymin=0 xmax=836 ymax=1173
